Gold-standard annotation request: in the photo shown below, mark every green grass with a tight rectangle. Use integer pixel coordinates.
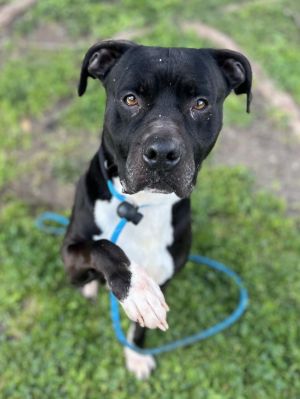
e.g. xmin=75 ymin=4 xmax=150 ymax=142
xmin=11 ymin=0 xmax=300 ymax=103
xmin=1 ymin=0 xmax=300 ymax=397
xmin=1 ymin=168 xmax=299 ymax=398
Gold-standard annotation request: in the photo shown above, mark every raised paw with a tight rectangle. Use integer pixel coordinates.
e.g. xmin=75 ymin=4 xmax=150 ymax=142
xmin=120 ymin=262 xmax=169 ymax=331
xmin=124 ymin=347 xmax=156 ymax=380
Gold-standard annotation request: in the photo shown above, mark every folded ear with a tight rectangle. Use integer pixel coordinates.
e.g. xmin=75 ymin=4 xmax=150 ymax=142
xmin=78 ymin=40 xmax=137 ymax=96
xmin=210 ymin=49 xmax=252 ymax=113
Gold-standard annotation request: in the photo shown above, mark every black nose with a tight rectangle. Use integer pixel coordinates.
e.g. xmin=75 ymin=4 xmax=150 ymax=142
xmin=143 ymin=137 xmax=181 ymax=170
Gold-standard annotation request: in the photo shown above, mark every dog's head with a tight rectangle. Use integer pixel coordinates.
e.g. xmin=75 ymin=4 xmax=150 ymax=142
xmin=79 ymin=40 xmax=252 ymax=198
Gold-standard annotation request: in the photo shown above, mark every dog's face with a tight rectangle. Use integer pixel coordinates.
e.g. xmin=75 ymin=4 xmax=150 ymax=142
xmin=79 ymin=40 xmax=252 ymax=198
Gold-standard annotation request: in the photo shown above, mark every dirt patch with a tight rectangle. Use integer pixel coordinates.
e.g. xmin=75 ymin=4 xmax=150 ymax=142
xmin=212 ymin=109 xmax=300 ymax=214
xmin=6 ymin=129 xmax=98 ymax=210
xmin=0 ymin=0 xmax=37 ymax=30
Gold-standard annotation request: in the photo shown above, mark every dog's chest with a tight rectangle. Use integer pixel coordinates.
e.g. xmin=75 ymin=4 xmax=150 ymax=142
xmin=93 ymin=180 xmax=179 ymax=285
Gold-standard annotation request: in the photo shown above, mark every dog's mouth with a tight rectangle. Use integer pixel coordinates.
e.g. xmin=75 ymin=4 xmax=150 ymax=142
xmin=115 ymin=139 xmax=197 ymax=198
xmin=121 ymin=169 xmax=195 ymax=198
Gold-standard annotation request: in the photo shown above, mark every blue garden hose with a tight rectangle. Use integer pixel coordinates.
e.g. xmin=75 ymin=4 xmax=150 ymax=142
xmin=36 ymin=181 xmax=249 ymax=355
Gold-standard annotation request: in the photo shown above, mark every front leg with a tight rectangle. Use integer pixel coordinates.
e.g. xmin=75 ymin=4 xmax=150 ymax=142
xmin=124 ymin=322 xmax=156 ymax=380
xmin=62 ymin=239 xmax=169 ymax=331
xmin=124 ymin=280 xmax=170 ymax=379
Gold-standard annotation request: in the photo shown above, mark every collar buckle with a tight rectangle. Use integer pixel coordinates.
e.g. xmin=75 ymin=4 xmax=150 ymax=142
xmin=117 ymin=202 xmax=143 ymax=225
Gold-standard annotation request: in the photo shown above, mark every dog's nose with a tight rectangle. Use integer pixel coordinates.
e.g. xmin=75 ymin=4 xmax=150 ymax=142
xmin=143 ymin=137 xmax=181 ymax=170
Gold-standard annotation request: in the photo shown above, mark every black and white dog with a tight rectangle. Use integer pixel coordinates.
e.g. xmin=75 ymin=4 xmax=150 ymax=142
xmin=62 ymin=40 xmax=252 ymax=379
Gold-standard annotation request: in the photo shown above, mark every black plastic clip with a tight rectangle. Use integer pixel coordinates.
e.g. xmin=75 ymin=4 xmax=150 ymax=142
xmin=117 ymin=202 xmax=143 ymax=225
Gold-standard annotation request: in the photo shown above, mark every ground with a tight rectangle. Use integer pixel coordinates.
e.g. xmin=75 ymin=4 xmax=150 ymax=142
xmin=0 ymin=1 xmax=300 ymax=398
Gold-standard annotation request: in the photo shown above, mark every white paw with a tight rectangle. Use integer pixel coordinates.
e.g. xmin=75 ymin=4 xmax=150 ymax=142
xmin=120 ymin=262 xmax=169 ymax=331
xmin=81 ymin=280 xmax=98 ymax=299
xmin=124 ymin=347 xmax=156 ymax=380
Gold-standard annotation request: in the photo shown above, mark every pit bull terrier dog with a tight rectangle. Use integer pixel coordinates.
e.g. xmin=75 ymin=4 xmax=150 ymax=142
xmin=62 ymin=40 xmax=252 ymax=379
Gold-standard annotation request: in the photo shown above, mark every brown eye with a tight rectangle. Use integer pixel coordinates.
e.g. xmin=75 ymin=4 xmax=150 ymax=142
xmin=194 ymin=98 xmax=208 ymax=110
xmin=124 ymin=94 xmax=138 ymax=106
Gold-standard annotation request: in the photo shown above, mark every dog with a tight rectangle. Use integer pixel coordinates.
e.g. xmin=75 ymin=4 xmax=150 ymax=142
xmin=61 ymin=40 xmax=252 ymax=379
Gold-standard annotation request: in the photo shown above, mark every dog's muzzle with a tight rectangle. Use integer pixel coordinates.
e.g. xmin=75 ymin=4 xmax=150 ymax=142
xmin=122 ymin=131 xmax=195 ymax=198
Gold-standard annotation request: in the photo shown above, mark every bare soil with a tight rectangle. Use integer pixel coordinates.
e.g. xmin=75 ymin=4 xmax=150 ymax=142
xmin=212 ymin=101 xmax=300 ymax=214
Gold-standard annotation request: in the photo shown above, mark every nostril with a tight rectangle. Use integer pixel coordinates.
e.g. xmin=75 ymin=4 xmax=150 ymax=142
xmin=166 ymin=150 xmax=179 ymax=162
xmin=147 ymin=148 xmax=157 ymax=161
xmin=143 ymin=146 xmax=159 ymax=165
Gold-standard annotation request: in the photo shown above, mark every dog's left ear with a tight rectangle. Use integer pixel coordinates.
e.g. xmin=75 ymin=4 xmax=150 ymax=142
xmin=210 ymin=49 xmax=252 ymax=113
xmin=78 ymin=40 xmax=137 ymax=96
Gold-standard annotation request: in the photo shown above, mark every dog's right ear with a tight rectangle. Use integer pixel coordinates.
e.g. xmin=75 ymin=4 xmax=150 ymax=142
xmin=78 ymin=40 xmax=137 ymax=96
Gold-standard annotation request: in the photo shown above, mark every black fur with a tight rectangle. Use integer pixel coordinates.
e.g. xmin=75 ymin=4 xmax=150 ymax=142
xmin=62 ymin=40 xmax=252 ymax=351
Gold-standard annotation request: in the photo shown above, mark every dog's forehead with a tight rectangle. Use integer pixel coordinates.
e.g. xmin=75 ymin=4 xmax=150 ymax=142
xmin=112 ymin=46 xmax=216 ymax=88
xmin=129 ymin=46 xmax=194 ymax=64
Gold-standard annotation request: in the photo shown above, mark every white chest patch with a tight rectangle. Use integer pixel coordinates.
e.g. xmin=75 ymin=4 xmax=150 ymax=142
xmin=93 ymin=178 xmax=179 ymax=285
